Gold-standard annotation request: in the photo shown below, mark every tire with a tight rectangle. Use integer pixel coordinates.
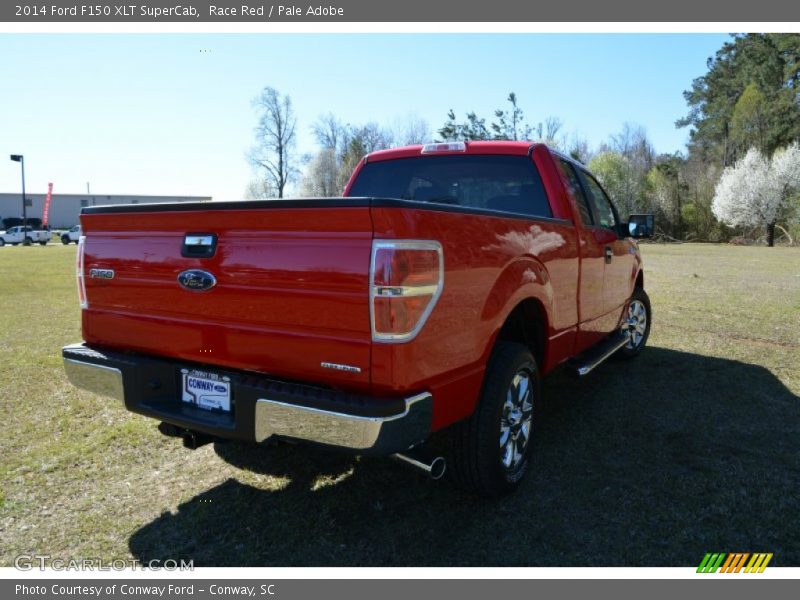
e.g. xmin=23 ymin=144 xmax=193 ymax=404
xmin=0 ymin=239 xmax=5 ymax=247
xmin=617 ymin=287 xmax=651 ymax=359
xmin=61 ymin=236 xmax=70 ymax=245
xmin=448 ymin=341 xmax=540 ymax=497
xmin=39 ymin=240 xmax=47 ymax=246
xmin=24 ymin=237 xmax=33 ymax=246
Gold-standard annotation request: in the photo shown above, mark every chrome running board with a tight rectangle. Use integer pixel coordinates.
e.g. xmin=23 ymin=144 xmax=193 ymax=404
xmin=568 ymin=331 xmax=629 ymax=376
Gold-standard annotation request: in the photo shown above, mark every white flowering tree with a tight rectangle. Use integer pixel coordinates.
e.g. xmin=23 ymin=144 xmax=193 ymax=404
xmin=712 ymin=143 xmax=800 ymax=246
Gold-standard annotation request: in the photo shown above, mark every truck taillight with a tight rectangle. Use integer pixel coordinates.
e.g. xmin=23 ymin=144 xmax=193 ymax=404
xmin=77 ymin=235 xmax=88 ymax=309
xmin=370 ymin=240 xmax=443 ymax=342
xmin=421 ymin=141 xmax=466 ymax=154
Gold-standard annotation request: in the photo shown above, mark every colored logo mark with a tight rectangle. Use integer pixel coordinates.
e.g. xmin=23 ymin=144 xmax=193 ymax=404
xmin=697 ymin=553 xmax=773 ymax=573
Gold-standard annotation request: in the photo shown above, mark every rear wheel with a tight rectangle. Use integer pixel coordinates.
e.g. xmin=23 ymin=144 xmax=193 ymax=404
xmin=61 ymin=236 xmax=70 ymax=245
xmin=448 ymin=341 xmax=539 ymax=497
xmin=617 ymin=287 xmax=651 ymax=358
xmin=0 ymin=239 xmax=5 ymax=247
xmin=39 ymin=240 xmax=47 ymax=246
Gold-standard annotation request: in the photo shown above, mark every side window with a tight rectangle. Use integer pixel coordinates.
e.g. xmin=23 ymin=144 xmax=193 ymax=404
xmin=558 ymin=159 xmax=593 ymax=226
xmin=579 ymin=171 xmax=617 ymax=230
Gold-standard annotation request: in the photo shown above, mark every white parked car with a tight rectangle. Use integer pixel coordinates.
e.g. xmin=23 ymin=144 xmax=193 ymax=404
xmin=61 ymin=225 xmax=81 ymax=245
xmin=0 ymin=226 xmax=51 ymax=246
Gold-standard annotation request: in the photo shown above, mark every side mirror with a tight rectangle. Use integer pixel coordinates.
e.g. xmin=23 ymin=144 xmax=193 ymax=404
xmin=626 ymin=214 xmax=655 ymax=239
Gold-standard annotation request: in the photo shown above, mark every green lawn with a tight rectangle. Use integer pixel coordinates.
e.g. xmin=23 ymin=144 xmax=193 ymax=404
xmin=1 ymin=243 xmax=798 ymax=566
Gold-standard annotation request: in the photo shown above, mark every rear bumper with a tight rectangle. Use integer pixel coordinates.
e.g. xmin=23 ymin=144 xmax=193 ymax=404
xmin=62 ymin=343 xmax=432 ymax=455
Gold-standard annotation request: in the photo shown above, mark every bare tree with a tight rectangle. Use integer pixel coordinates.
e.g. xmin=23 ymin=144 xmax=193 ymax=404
xmin=244 ymin=178 xmax=277 ymax=200
xmin=311 ymin=113 xmax=345 ymax=152
xmin=300 ymin=149 xmax=340 ymax=197
xmin=393 ymin=113 xmax=430 ymax=145
xmin=610 ymin=123 xmax=655 ymax=173
xmin=565 ymin=133 xmax=592 ymax=163
xmin=601 ymin=123 xmax=656 ymax=212
xmin=334 ymin=123 xmax=395 ymax=191
xmin=543 ymin=116 xmax=563 ymax=143
xmin=249 ymin=87 xmax=297 ymax=198
xmin=345 ymin=122 xmax=394 ymax=154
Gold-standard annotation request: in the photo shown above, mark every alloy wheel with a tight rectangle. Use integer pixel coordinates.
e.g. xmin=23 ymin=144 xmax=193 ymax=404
xmin=499 ymin=369 xmax=534 ymax=470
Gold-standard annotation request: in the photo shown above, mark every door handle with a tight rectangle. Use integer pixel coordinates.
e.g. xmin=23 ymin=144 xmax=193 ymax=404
xmin=182 ymin=233 xmax=217 ymax=258
xmin=604 ymin=246 xmax=613 ymax=264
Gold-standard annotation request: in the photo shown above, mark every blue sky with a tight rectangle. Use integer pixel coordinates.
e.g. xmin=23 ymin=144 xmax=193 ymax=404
xmin=0 ymin=34 xmax=729 ymax=201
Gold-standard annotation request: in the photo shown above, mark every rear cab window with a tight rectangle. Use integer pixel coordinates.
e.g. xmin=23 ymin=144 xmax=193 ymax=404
xmin=349 ymin=155 xmax=553 ymax=219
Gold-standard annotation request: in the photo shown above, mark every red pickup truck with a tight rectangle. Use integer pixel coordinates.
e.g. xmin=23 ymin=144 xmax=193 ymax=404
xmin=63 ymin=141 xmax=653 ymax=496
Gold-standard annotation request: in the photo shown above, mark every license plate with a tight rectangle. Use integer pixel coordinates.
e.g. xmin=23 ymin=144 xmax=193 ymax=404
xmin=181 ymin=369 xmax=231 ymax=412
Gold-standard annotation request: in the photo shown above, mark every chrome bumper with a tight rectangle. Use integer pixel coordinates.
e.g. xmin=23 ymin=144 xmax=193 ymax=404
xmin=62 ymin=343 xmax=433 ymax=455
xmin=64 ymin=357 xmax=125 ymax=402
xmin=253 ymin=392 xmax=432 ymax=450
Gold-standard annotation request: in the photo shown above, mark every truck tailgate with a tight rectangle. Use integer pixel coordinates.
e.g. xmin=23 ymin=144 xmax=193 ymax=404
xmin=80 ymin=202 xmax=373 ymax=389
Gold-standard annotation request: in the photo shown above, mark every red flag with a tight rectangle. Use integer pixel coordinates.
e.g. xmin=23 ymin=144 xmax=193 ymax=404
xmin=43 ymin=183 xmax=53 ymax=227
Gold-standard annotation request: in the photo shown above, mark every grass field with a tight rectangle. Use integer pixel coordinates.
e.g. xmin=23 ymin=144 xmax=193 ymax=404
xmin=1 ymin=243 xmax=798 ymax=567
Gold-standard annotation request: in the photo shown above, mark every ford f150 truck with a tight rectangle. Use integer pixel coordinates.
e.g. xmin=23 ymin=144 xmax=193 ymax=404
xmin=62 ymin=141 xmax=653 ymax=496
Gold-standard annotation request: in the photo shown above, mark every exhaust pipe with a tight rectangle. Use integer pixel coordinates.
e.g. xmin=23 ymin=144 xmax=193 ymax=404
xmin=158 ymin=422 xmax=182 ymax=438
xmin=392 ymin=452 xmax=447 ymax=480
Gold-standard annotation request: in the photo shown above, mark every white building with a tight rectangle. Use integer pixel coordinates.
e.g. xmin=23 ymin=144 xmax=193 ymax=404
xmin=0 ymin=193 xmax=212 ymax=229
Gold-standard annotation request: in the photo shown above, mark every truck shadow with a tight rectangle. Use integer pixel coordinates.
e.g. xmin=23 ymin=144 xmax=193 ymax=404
xmin=128 ymin=346 xmax=800 ymax=566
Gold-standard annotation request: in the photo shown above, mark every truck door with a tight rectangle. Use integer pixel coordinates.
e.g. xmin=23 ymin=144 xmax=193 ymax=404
xmin=555 ymin=159 xmax=606 ymax=332
xmin=577 ymin=170 xmax=634 ymax=318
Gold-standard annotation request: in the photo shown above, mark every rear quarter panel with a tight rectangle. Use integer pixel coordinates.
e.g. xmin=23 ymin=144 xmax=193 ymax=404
xmin=370 ymin=206 xmax=579 ymax=429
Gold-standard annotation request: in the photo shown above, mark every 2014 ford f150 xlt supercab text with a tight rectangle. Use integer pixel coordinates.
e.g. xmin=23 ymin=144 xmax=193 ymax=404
xmin=62 ymin=141 xmax=654 ymax=496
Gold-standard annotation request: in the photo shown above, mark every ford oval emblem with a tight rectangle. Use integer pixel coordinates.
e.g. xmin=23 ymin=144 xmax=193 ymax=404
xmin=177 ymin=269 xmax=217 ymax=292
